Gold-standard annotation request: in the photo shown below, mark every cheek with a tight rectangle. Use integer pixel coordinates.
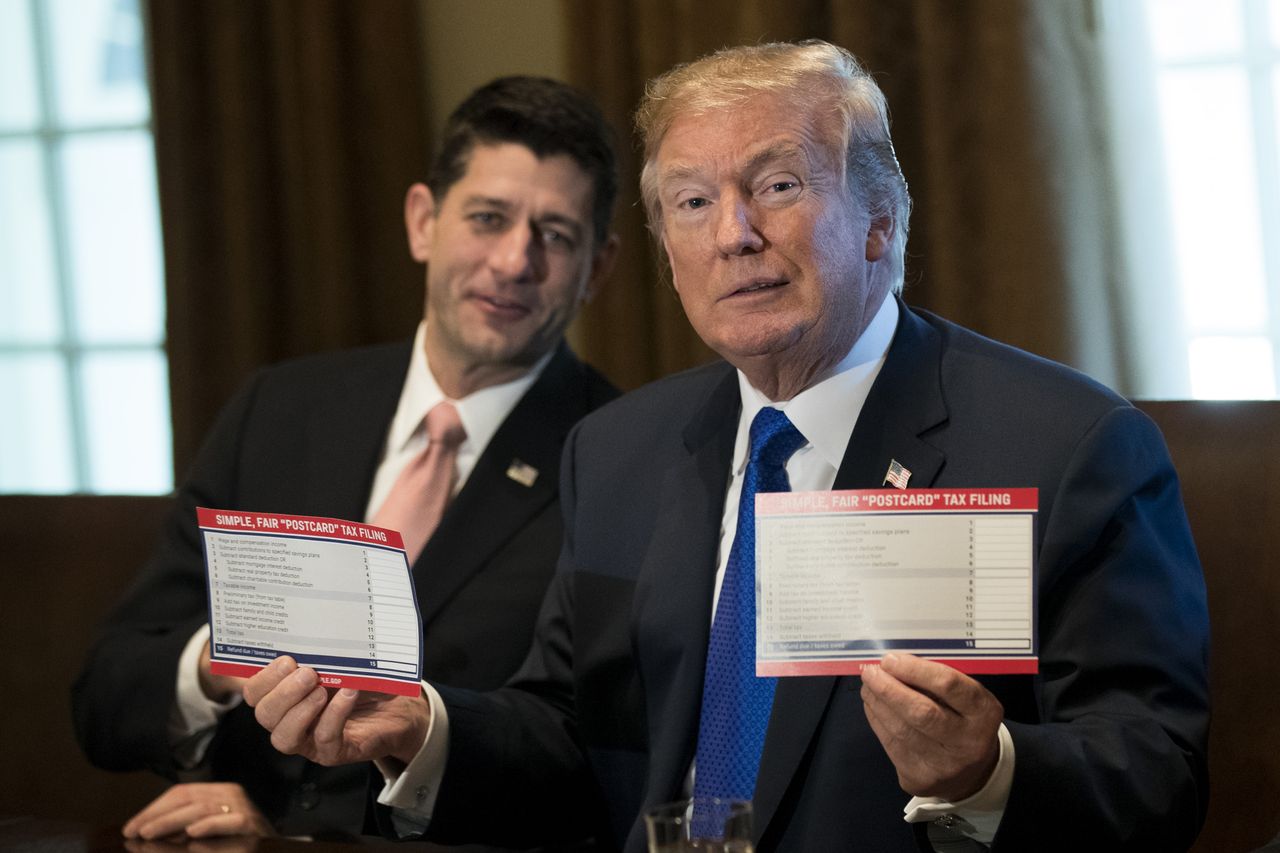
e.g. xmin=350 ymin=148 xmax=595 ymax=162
xmin=537 ymin=267 xmax=590 ymax=322
xmin=809 ymin=213 xmax=863 ymax=279
xmin=664 ymin=239 xmax=708 ymax=297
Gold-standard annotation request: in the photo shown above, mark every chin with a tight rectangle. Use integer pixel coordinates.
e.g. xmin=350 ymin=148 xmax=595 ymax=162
xmin=717 ymin=326 xmax=805 ymax=360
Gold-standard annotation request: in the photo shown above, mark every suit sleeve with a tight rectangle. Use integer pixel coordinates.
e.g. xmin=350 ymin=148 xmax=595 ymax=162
xmin=994 ymin=405 xmax=1210 ymax=849
xmin=420 ymin=421 xmax=608 ymax=849
xmin=70 ymin=374 xmax=264 ymax=777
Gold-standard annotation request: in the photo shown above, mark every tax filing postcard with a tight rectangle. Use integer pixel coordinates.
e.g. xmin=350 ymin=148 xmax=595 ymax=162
xmin=198 ymin=508 xmax=422 ymax=696
xmin=755 ymin=488 xmax=1038 ymax=677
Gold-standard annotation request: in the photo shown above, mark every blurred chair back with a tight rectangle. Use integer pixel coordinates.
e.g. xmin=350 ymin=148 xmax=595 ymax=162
xmin=0 ymin=495 xmax=170 ymax=824
xmin=1137 ymin=401 xmax=1280 ymax=853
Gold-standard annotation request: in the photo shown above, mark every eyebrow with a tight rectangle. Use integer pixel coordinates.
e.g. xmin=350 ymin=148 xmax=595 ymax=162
xmin=741 ymin=142 xmax=808 ymax=175
xmin=460 ymin=194 xmax=515 ymax=211
xmin=658 ymin=141 xmax=809 ymax=189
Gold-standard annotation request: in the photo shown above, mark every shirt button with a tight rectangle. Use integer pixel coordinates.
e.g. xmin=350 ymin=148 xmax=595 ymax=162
xmin=415 ymin=785 xmax=430 ymax=805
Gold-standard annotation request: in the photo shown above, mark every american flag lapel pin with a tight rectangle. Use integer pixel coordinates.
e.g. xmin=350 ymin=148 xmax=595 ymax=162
xmin=883 ymin=459 xmax=911 ymax=489
xmin=506 ymin=459 xmax=539 ymax=487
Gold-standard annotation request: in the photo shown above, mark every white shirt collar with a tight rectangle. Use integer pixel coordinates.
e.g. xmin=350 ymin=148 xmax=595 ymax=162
xmin=733 ymin=293 xmax=899 ymax=473
xmin=385 ymin=321 xmax=554 ymax=456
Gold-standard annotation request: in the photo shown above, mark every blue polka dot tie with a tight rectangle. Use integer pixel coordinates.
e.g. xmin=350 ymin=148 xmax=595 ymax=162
xmin=694 ymin=406 xmax=807 ymax=803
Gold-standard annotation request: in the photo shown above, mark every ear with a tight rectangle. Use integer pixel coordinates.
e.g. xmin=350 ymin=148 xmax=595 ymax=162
xmin=404 ymin=183 xmax=437 ymax=263
xmin=865 ymin=215 xmax=893 ymax=262
xmin=581 ymin=233 xmax=620 ymax=304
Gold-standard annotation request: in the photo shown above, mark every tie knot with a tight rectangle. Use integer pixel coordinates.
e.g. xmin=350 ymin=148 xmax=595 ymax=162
xmin=425 ymin=401 xmax=466 ymax=449
xmin=748 ymin=407 xmax=806 ymax=467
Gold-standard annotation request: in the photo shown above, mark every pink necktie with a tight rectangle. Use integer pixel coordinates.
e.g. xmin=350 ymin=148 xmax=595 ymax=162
xmin=373 ymin=401 xmax=466 ymax=565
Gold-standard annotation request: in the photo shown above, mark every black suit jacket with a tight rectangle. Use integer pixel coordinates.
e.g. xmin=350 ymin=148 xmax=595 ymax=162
xmin=72 ymin=340 xmax=617 ymax=838
xmin=426 ymin=304 xmax=1210 ymax=852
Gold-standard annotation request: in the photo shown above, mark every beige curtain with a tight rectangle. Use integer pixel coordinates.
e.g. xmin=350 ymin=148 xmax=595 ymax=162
xmin=147 ymin=0 xmax=431 ymax=474
xmin=564 ymin=0 xmax=1129 ymax=393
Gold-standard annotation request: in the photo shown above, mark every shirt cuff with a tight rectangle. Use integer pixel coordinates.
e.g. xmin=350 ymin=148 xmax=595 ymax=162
xmin=902 ymin=722 xmax=1014 ymax=844
xmin=374 ymin=681 xmax=450 ymax=836
xmin=169 ymin=624 xmax=242 ymax=769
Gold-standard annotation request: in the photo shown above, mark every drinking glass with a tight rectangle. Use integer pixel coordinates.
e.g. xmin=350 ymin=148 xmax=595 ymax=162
xmin=644 ymin=798 xmax=753 ymax=852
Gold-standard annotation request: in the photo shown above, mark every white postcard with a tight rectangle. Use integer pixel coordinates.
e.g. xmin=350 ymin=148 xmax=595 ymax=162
xmin=755 ymin=489 xmax=1037 ymax=676
xmin=199 ymin=507 xmax=422 ymax=695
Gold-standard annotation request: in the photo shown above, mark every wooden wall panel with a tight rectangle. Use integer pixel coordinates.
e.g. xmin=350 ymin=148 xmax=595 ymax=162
xmin=1139 ymin=401 xmax=1280 ymax=852
xmin=0 ymin=496 xmax=170 ymax=825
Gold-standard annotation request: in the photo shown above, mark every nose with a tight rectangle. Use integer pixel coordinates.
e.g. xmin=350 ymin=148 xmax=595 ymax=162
xmin=714 ymin=194 xmax=764 ymax=256
xmin=489 ymin=221 xmax=544 ymax=282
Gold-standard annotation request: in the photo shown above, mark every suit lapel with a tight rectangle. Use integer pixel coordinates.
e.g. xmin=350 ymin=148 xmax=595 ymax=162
xmin=754 ymin=302 xmax=949 ymax=837
xmin=414 ymin=345 xmax=596 ymax=627
xmin=301 ymin=342 xmax=411 ymax=521
xmin=635 ymin=365 xmax=742 ymax=810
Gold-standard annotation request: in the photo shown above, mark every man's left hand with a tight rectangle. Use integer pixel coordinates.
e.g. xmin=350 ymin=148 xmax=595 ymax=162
xmin=860 ymin=653 xmax=1003 ymax=802
xmin=122 ymin=782 xmax=272 ymax=841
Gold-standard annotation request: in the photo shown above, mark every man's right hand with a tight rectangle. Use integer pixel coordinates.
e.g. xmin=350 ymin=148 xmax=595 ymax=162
xmin=244 ymin=655 xmax=432 ymax=768
xmin=197 ymin=640 xmax=246 ymax=703
xmin=122 ymin=782 xmax=273 ymax=840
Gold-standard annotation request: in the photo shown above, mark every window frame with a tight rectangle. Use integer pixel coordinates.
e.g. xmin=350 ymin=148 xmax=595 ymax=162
xmin=0 ymin=0 xmax=171 ymax=494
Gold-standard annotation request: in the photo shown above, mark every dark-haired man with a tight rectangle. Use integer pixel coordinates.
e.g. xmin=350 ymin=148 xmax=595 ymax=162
xmin=71 ymin=75 xmax=619 ymax=841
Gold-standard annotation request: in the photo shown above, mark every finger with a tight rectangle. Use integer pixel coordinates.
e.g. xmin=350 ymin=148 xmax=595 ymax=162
xmin=311 ymin=688 xmax=361 ymax=761
xmin=134 ymin=802 xmax=215 ymax=840
xmin=862 ymin=669 xmax=945 ymax=765
xmin=265 ymin=683 xmax=329 ymax=755
xmin=123 ymin=802 xmax=167 ymax=837
xmin=243 ymin=656 xmax=298 ymax=707
xmin=252 ymin=665 xmax=319 ymax=731
xmin=125 ymin=784 xmax=208 ymax=836
xmin=879 ymin=653 xmax=986 ymax=713
xmin=861 ymin=689 xmax=927 ymax=787
xmin=184 ymin=812 xmax=260 ymax=839
xmin=862 ymin=662 xmax=952 ymax=741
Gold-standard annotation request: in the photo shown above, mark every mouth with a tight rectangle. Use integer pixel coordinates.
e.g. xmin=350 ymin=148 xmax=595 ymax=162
xmin=728 ymin=278 xmax=788 ymax=298
xmin=471 ymin=293 xmax=532 ymax=318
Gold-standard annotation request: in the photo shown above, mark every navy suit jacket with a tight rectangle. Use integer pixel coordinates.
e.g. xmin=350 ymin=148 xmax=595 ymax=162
xmin=72 ymin=340 xmax=617 ymax=839
xmin=427 ymin=303 xmax=1210 ymax=852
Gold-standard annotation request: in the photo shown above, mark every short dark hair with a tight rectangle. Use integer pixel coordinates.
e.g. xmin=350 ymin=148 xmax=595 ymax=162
xmin=427 ymin=76 xmax=618 ymax=246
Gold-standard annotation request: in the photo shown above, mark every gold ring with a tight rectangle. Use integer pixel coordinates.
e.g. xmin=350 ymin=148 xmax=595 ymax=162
xmin=219 ymin=804 xmax=232 ymax=814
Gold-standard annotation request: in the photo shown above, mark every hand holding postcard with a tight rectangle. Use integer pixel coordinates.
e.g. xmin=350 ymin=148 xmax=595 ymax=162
xmin=755 ymin=488 xmax=1038 ymax=676
xmin=198 ymin=507 xmax=423 ymax=695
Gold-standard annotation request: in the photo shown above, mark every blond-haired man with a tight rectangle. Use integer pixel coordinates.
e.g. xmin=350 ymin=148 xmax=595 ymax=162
xmin=241 ymin=42 xmax=1208 ymax=852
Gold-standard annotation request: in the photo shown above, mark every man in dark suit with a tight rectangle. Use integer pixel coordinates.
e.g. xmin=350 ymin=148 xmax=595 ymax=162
xmin=239 ymin=42 xmax=1210 ymax=852
xmin=71 ymin=76 xmax=619 ymax=842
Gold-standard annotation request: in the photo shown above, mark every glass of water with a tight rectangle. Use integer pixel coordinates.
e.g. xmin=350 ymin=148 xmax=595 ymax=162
xmin=645 ymin=798 xmax=753 ymax=852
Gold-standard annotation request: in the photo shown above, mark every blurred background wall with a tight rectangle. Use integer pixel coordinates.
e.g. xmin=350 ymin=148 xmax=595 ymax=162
xmin=151 ymin=0 xmax=1135 ymax=474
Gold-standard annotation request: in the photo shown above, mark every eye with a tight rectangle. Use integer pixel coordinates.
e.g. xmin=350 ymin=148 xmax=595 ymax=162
xmin=539 ymin=227 xmax=576 ymax=252
xmin=756 ymin=175 xmax=802 ymax=205
xmin=469 ymin=211 xmax=505 ymax=230
xmin=682 ymin=197 xmax=710 ymax=210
